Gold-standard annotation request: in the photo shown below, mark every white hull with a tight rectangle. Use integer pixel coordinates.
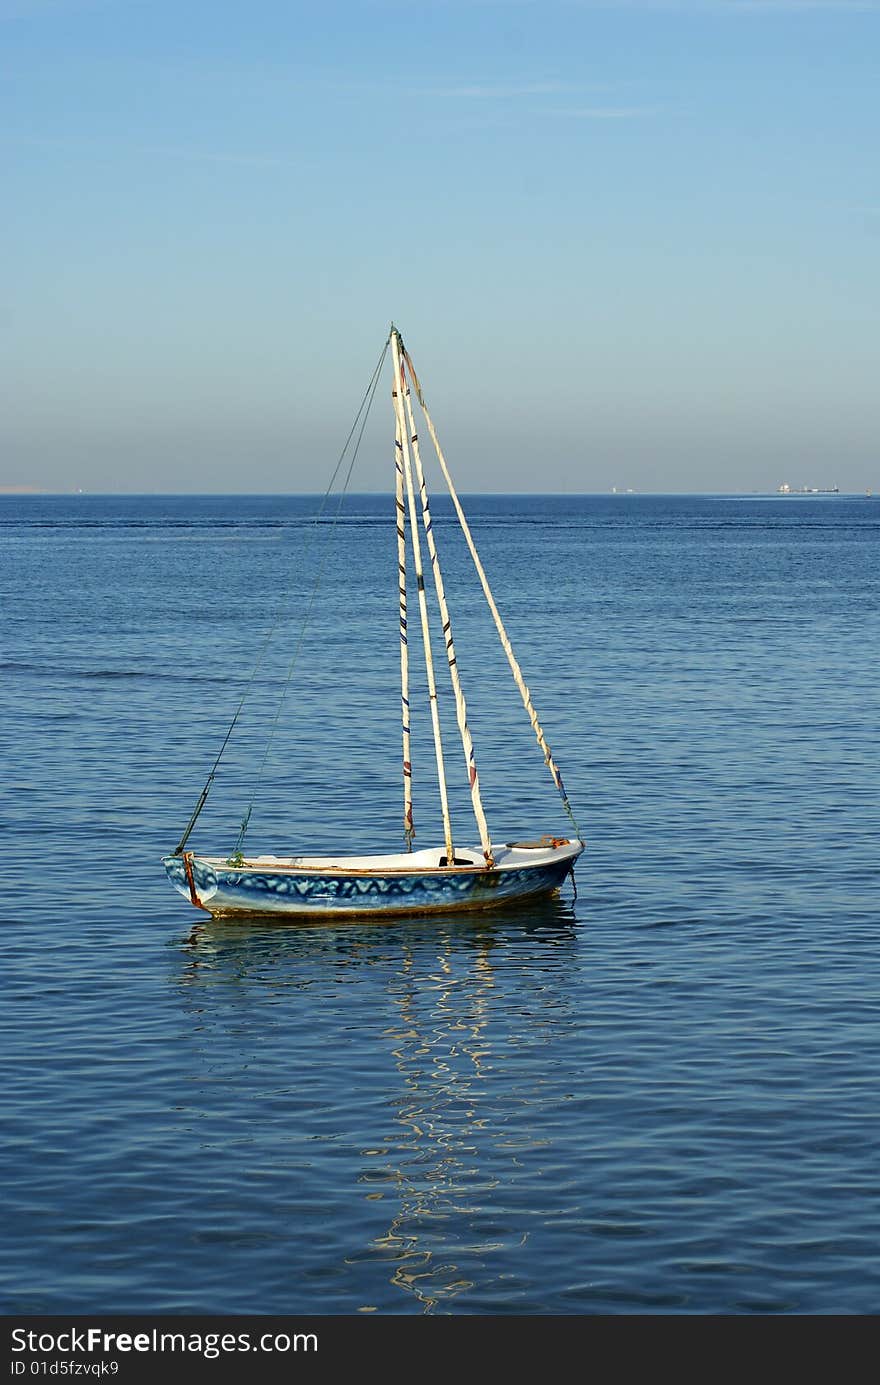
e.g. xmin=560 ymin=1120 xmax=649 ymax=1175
xmin=164 ymin=840 xmax=583 ymax=919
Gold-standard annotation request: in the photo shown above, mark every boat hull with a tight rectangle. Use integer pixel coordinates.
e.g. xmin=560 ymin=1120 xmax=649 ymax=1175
xmin=162 ymin=841 xmax=582 ymax=919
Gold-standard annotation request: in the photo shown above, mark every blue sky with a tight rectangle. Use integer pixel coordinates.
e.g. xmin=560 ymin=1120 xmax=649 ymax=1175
xmin=2 ymin=0 xmax=878 ymax=492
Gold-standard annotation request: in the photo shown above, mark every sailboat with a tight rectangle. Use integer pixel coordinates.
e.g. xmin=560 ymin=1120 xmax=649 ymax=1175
xmin=162 ymin=327 xmax=584 ymax=918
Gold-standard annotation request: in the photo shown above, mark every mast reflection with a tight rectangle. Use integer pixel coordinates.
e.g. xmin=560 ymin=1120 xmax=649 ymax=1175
xmin=177 ymin=896 xmax=578 ymax=1312
xmin=347 ymin=899 xmax=577 ymax=1311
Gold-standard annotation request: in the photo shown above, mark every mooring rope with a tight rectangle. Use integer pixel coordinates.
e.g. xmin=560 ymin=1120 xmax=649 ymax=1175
xmin=172 ymin=336 xmax=390 ymax=856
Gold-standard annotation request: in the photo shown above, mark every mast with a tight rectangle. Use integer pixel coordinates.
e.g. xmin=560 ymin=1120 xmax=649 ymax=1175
xmin=394 ymin=415 xmax=415 ymax=849
xmin=399 ymin=353 xmax=494 ymax=867
xmin=390 ymin=329 xmax=455 ymax=862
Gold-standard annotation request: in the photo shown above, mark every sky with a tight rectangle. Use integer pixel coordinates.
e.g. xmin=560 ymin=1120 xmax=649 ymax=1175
xmin=1 ymin=0 xmax=878 ymax=494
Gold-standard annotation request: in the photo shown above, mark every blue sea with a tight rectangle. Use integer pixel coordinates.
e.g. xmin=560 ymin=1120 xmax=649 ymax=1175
xmin=2 ymin=491 xmax=878 ymax=1315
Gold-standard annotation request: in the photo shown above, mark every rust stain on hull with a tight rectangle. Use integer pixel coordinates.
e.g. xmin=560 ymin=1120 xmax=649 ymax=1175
xmin=182 ymin=851 xmax=208 ymax=911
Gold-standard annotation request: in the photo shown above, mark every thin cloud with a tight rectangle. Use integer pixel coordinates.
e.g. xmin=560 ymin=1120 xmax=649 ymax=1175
xmin=0 ymin=0 xmax=120 ymax=18
xmin=724 ymin=1 xmax=880 ymax=11
xmin=2 ymin=132 xmax=291 ymax=169
xmin=401 ymin=76 xmax=658 ymax=123
xmin=563 ymin=105 xmax=660 ymax=119
xmin=554 ymin=0 xmax=880 ymax=10
xmin=416 ymin=80 xmax=616 ymax=99
xmin=442 ymin=82 xmax=569 ymax=97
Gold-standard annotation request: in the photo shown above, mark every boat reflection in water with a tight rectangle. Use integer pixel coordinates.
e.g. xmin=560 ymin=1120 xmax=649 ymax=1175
xmin=177 ymin=896 xmax=579 ymax=1313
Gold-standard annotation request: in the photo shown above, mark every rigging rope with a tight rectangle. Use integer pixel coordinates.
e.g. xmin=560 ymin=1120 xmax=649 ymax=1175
xmin=402 ymin=343 xmax=584 ymax=843
xmin=230 ymin=338 xmax=390 ymax=858
xmin=172 ymin=336 xmax=390 ymax=856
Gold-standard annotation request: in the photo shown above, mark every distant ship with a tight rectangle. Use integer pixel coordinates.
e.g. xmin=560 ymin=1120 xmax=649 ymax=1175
xmin=777 ymin=483 xmax=840 ymax=495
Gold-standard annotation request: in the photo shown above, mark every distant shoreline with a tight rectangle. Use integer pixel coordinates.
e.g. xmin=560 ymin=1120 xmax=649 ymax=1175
xmin=0 ymin=489 xmax=874 ymax=500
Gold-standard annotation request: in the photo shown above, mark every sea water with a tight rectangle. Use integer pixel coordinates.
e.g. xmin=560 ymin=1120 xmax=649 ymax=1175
xmin=1 ymin=492 xmax=878 ymax=1314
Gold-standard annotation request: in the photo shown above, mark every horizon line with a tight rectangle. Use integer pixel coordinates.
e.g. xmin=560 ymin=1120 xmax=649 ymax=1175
xmin=0 ymin=488 xmax=869 ymax=499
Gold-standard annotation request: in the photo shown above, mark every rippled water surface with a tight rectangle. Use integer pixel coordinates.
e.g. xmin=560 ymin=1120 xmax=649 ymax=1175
xmin=2 ymin=492 xmax=878 ymax=1314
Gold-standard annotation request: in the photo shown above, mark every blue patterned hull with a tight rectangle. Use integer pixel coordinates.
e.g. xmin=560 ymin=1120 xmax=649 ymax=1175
xmin=162 ymin=842 xmax=581 ymax=919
